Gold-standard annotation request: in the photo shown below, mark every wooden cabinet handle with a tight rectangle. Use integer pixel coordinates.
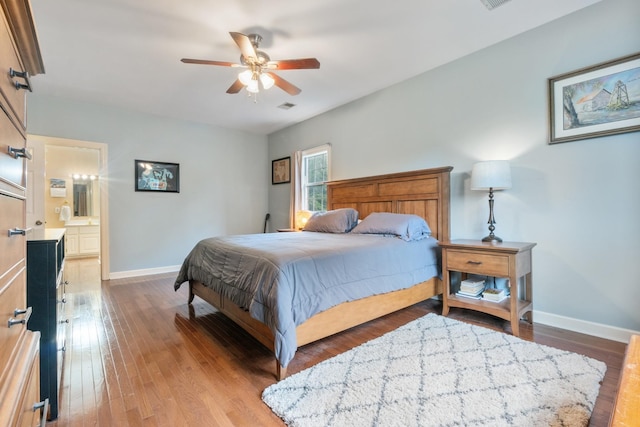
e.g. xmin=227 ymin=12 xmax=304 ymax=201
xmin=466 ymin=260 xmax=482 ymax=265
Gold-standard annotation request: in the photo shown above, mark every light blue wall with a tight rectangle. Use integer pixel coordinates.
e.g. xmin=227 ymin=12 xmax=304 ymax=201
xmin=268 ymin=0 xmax=640 ymax=332
xmin=27 ymin=95 xmax=269 ymax=273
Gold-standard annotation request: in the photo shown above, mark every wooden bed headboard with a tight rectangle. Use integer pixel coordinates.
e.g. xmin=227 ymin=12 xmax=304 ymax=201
xmin=326 ymin=166 xmax=453 ymax=242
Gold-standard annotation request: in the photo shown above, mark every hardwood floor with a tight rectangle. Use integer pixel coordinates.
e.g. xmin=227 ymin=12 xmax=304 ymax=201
xmin=50 ymin=258 xmax=626 ymax=426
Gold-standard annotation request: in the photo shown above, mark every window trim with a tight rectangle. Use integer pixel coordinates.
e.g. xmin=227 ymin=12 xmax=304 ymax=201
xmin=301 ymin=143 xmax=331 ymax=212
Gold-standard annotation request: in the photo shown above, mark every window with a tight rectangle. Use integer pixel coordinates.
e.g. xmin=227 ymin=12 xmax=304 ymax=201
xmin=301 ymin=144 xmax=331 ymax=211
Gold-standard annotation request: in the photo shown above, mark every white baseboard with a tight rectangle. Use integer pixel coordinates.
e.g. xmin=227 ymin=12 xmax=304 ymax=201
xmin=534 ymin=310 xmax=639 ymax=344
xmin=109 ymin=265 xmax=181 ymax=280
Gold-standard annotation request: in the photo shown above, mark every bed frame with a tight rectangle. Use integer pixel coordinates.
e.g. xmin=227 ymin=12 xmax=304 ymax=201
xmin=188 ymin=166 xmax=452 ymax=379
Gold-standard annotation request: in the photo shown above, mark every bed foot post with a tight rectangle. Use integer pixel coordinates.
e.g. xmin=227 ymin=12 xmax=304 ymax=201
xmin=276 ymin=362 xmax=287 ymax=381
xmin=188 ymin=282 xmax=195 ymax=304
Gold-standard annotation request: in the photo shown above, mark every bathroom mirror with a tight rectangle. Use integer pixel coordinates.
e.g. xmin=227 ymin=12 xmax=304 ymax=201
xmin=72 ymin=178 xmax=98 ymax=217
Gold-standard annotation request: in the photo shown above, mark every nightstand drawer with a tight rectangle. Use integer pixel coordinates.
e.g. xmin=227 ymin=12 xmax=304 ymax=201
xmin=446 ymin=250 xmax=509 ymax=277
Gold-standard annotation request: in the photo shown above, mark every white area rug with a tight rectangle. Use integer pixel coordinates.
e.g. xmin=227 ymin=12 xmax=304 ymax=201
xmin=262 ymin=313 xmax=606 ymax=427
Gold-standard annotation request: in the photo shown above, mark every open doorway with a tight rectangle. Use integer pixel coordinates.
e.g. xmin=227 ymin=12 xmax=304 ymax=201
xmin=27 ymin=134 xmax=110 ymax=280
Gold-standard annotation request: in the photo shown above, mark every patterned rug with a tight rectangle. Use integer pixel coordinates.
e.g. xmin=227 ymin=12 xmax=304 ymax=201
xmin=262 ymin=313 xmax=606 ymax=427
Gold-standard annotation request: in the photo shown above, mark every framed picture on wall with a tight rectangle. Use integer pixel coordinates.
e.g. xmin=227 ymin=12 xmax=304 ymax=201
xmin=49 ymin=178 xmax=67 ymax=197
xmin=272 ymin=156 xmax=291 ymax=185
xmin=548 ymin=52 xmax=640 ymax=144
xmin=135 ymin=160 xmax=180 ymax=192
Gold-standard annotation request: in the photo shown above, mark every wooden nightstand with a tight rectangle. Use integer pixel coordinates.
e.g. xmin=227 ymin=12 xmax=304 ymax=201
xmin=440 ymin=239 xmax=536 ymax=337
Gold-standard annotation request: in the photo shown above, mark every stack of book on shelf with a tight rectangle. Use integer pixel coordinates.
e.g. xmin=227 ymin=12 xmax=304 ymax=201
xmin=455 ymin=277 xmax=485 ymax=300
xmin=482 ymin=287 xmax=508 ymax=303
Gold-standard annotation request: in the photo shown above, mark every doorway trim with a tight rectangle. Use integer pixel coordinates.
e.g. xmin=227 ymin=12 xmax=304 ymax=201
xmin=28 ymin=134 xmax=110 ymax=280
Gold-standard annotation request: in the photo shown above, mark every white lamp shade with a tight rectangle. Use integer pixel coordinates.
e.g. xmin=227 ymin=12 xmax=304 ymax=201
xmin=470 ymin=160 xmax=512 ymax=190
xmin=295 ymin=210 xmax=312 ymax=229
xmin=238 ymin=70 xmax=253 ymax=85
xmin=246 ymin=79 xmax=259 ymax=93
xmin=260 ymin=73 xmax=275 ymax=90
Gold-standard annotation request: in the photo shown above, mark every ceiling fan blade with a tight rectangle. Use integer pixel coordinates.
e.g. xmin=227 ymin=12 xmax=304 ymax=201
xmin=226 ymin=79 xmax=244 ymax=94
xmin=269 ymin=73 xmax=301 ymax=96
xmin=267 ymin=58 xmax=320 ymax=70
xmin=229 ymin=32 xmax=257 ymax=62
xmin=181 ymin=58 xmax=240 ymax=67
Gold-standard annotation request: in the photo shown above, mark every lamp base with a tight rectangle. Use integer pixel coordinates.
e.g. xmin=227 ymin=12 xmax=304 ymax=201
xmin=481 ymin=234 xmax=503 ymax=243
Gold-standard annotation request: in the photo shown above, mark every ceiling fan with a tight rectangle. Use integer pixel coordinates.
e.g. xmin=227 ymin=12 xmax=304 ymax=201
xmin=181 ymin=32 xmax=320 ymax=96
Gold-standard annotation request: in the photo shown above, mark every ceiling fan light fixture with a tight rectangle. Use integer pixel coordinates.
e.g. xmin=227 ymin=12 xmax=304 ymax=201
xmin=256 ymin=50 xmax=270 ymax=65
xmin=260 ymin=73 xmax=275 ymax=90
xmin=182 ymin=32 xmax=319 ymax=96
xmin=246 ymin=79 xmax=259 ymax=93
xmin=238 ymin=69 xmax=253 ymax=85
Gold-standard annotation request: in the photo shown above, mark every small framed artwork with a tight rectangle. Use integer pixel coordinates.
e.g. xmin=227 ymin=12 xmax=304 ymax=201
xmin=548 ymin=52 xmax=640 ymax=144
xmin=49 ymin=178 xmax=67 ymax=197
xmin=135 ymin=160 xmax=180 ymax=193
xmin=272 ymin=156 xmax=291 ymax=185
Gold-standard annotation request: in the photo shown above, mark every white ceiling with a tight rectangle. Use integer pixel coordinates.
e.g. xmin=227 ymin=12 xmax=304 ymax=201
xmin=30 ymin=0 xmax=601 ymax=135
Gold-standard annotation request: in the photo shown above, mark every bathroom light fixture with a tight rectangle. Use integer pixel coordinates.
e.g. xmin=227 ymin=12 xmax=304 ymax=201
xmin=72 ymin=173 xmax=98 ymax=180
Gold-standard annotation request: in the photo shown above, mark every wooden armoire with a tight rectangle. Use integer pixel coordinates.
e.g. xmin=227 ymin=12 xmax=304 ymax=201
xmin=0 ymin=0 xmax=45 ymax=424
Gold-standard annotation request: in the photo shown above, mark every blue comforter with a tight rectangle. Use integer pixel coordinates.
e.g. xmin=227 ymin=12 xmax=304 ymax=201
xmin=174 ymin=231 xmax=440 ymax=367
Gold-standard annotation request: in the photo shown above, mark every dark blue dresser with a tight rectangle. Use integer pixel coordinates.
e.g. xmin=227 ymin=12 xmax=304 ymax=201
xmin=26 ymin=228 xmax=68 ymax=420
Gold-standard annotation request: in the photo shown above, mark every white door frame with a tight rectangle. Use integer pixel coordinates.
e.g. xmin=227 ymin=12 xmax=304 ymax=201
xmin=26 ymin=139 xmax=45 ymax=233
xmin=27 ymin=134 xmax=110 ymax=281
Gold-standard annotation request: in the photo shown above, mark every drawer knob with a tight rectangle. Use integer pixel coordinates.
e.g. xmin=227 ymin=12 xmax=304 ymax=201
xmin=466 ymin=260 xmax=482 ymax=265
xmin=7 ymin=307 xmax=32 ymax=328
xmin=9 ymin=68 xmax=32 ymax=92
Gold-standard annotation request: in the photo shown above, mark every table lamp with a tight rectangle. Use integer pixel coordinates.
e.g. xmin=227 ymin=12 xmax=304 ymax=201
xmin=470 ymin=160 xmax=512 ymax=242
xmin=295 ymin=210 xmax=312 ymax=230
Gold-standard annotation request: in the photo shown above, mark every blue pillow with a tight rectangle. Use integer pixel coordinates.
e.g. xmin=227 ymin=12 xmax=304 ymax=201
xmin=351 ymin=212 xmax=431 ymax=241
xmin=303 ymin=208 xmax=359 ymax=233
